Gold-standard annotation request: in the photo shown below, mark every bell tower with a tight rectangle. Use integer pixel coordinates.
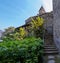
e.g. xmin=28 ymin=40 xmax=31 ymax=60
xmin=39 ymin=6 xmax=46 ymax=15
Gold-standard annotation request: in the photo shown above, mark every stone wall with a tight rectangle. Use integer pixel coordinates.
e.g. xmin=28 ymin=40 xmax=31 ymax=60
xmin=25 ymin=12 xmax=53 ymax=35
xmin=53 ymin=0 xmax=60 ymax=51
xmin=39 ymin=12 xmax=53 ymax=34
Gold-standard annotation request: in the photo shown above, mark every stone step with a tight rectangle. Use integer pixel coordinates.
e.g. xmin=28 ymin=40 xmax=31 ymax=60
xmin=44 ymin=45 xmax=56 ymax=47
xmin=44 ymin=51 xmax=59 ymax=55
xmin=44 ymin=44 xmax=59 ymax=55
xmin=44 ymin=48 xmax=58 ymax=51
xmin=44 ymin=46 xmax=57 ymax=49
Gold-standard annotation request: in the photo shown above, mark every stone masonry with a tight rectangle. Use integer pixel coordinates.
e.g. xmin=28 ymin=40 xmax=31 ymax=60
xmin=53 ymin=0 xmax=60 ymax=52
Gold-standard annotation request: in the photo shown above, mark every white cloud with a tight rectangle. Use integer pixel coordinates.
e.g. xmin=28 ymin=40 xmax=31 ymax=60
xmin=42 ymin=0 xmax=53 ymax=12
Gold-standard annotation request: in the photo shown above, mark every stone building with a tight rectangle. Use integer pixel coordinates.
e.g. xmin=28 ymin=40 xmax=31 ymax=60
xmin=16 ymin=6 xmax=54 ymax=44
xmin=25 ymin=7 xmax=53 ymax=35
xmin=38 ymin=6 xmax=46 ymax=15
xmin=53 ymin=0 xmax=60 ymax=51
xmin=16 ymin=6 xmax=53 ymax=35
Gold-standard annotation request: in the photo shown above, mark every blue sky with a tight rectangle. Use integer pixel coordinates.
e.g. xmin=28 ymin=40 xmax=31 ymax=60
xmin=0 ymin=0 xmax=53 ymax=30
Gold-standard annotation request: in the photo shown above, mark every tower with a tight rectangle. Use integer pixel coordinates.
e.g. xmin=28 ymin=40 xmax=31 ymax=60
xmin=39 ymin=6 xmax=46 ymax=15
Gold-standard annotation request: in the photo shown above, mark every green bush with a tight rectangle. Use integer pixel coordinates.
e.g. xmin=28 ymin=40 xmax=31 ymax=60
xmin=0 ymin=37 xmax=43 ymax=63
xmin=26 ymin=17 xmax=44 ymax=38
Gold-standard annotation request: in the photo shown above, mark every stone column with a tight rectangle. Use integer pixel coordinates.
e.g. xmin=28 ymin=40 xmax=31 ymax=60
xmin=53 ymin=0 xmax=60 ymax=51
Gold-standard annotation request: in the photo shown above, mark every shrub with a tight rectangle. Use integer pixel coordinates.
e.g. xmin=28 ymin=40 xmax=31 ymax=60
xmin=3 ymin=27 xmax=27 ymax=41
xmin=19 ymin=27 xmax=27 ymax=39
xmin=0 ymin=37 xmax=43 ymax=63
xmin=26 ymin=16 xmax=44 ymax=38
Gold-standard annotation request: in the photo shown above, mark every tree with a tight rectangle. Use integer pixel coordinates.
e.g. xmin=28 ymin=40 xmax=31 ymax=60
xmin=13 ymin=32 xmax=20 ymax=40
xmin=2 ymin=27 xmax=15 ymax=41
xmin=31 ymin=16 xmax=44 ymax=29
xmin=13 ymin=27 xmax=27 ymax=40
xmin=29 ymin=16 xmax=44 ymax=38
xmin=19 ymin=27 xmax=27 ymax=39
xmin=4 ymin=26 xmax=15 ymax=35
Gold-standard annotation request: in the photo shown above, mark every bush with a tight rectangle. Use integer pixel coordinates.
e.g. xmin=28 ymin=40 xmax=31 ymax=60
xmin=26 ymin=16 xmax=44 ymax=38
xmin=0 ymin=37 xmax=43 ymax=63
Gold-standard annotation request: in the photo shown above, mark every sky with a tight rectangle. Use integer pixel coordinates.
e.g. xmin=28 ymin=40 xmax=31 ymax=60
xmin=0 ymin=0 xmax=53 ymax=30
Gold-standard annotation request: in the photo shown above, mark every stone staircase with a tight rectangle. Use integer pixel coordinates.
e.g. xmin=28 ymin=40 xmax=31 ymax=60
xmin=43 ymin=31 xmax=59 ymax=63
xmin=44 ymin=44 xmax=59 ymax=55
xmin=43 ymin=44 xmax=59 ymax=63
xmin=44 ymin=31 xmax=59 ymax=55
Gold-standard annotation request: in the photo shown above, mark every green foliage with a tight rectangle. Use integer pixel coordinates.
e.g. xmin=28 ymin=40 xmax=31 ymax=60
xmin=4 ymin=26 xmax=15 ymax=35
xmin=0 ymin=37 xmax=43 ymax=63
xmin=31 ymin=16 xmax=44 ymax=29
xmin=28 ymin=16 xmax=44 ymax=38
xmin=12 ymin=27 xmax=27 ymax=40
xmin=13 ymin=32 xmax=20 ymax=40
xmin=19 ymin=27 xmax=27 ymax=39
xmin=3 ymin=27 xmax=27 ymax=40
xmin=2 ymin=27 xmax=15 ymax=40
